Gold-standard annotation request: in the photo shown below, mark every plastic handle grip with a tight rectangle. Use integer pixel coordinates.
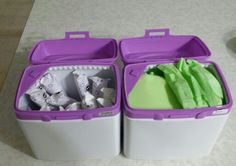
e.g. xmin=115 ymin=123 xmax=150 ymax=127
xmin=144 ymin=29 xmax=170 ymax=37
xmin=65 ymin=31 xmax=90 ymax=39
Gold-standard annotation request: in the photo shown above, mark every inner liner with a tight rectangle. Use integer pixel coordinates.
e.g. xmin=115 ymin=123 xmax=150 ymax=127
xmin=18 ymin=65 xmax=116 ymax=110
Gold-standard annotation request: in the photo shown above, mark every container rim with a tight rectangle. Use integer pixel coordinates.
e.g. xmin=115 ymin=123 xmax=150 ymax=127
xmin=122 ymin=60 xmax=233 ymax=120
xmin=14 ymin=63 xmax=121 ymax=121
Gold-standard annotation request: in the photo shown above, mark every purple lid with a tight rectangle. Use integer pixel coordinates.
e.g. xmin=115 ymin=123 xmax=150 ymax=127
xmin=29 ymin=31 xmax=117 ymax=64
xmin=119 ymin=29 xmax=211 ymax=64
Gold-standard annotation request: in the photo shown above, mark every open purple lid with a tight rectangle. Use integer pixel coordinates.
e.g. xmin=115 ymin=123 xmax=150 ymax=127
xmin=29 ymin=31 xmax=117 ymax=64
xmin=119 ymin=29 xmax=211 ymax=64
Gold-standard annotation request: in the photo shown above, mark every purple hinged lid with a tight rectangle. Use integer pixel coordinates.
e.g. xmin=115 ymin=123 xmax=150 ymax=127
xmin=119 ymin=28 xmax=211 ymax=64
xmin=29 ymin=31 xmax=117 ymax=64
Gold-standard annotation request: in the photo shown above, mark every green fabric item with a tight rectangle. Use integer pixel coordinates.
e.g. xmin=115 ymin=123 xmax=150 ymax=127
xmin=206 ymin=65 xmax=226 ymax=103
xmin=176 ymin=58 xmax=208 ymax=108
xmin=187 ymin=59 xmax=223 ymax=106
xmin=157 ymin=64 xmax=196 ymax=109
xmin=146 ymin=67 xmax=164 ymax=77
xmin=128 ymin=74 xmax=181 ymax=109
xmin=131 ymin=59 xmax=224 ymax=110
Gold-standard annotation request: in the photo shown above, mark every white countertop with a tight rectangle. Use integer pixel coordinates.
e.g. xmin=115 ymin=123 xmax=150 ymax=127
xmin=0 ymin=0 xmax=236 ymax=165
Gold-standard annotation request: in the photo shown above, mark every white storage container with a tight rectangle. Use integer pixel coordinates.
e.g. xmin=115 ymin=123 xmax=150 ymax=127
xmin=14 ymin=32 xmax=121 ymax=160
xmin=120 ymin=29 xmax=233 ymax=159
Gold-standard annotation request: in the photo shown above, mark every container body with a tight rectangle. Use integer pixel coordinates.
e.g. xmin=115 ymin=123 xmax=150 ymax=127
xmin=14 ymin=32 xmax=121 ymax=160
xmin=14 ymin=62 xmax=121 ymax=160
xmin=123 ymin=112 xmax=229 ymax=159
xmin=19 ymin=113 xmax=120 ymax=160
xmin=120 ymin=29 xmax=233 ymax=159
xmin=122 ymin=60 xmax=232 ymax=159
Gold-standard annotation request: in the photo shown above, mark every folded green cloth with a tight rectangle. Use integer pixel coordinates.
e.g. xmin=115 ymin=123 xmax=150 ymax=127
xmin=128 ymin=59 xmax=224 ymax=110
xmin=157 ymin=64 xmax=196 ymax=109
xmin=187 ymin=59 xmax=223 ymax=106
xmin=176 ymin=58 xmax=208 ymax=108
xmin=128 ymin=74 xmax=181 ymax=109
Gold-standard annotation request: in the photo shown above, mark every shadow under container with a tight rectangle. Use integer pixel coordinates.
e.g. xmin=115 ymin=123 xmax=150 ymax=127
xmin=120 ymin=29 xmax=233 ymax=160
xmin=14 ymin=32 xmax=121 ymax=160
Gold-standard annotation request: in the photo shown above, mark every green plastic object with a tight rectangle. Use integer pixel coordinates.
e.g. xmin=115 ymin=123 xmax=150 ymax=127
xmin=187 ymin=59 xmax=223 ymax=106
xmin=128 ymin=74 xmax=181 ymax=109
xmin=176 ymin=58 xmax=208 ymax=108
xmin=157 ymin=64 xmax=196 ymax=109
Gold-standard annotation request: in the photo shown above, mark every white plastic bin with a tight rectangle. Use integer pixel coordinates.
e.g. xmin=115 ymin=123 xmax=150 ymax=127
xmin=14 ymin=31 xmax=121 ymax=160
xmin=120 ymin=29 xmax=233 ymax=159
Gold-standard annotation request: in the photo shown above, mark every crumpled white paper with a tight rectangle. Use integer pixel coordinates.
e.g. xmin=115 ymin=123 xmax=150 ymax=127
xmin=40 ymin=73 xmax=63 ymax=94
xmin=65 ymin=102 xmax=81 ymax=111
xmin=89 ymin=76 xmax=109 ymax=97
xmin=26 ymin=83 xmax=50 ymax=107
xmin=59 ymin=106 xmax=65 ymax=111
xmin=96 ymin=98 xmax=113 ymax=107
xmin=26 ymin=69 xmax=115 ymax=111
xmin=46 ymin=92 xmax=76 ymax=107
xmin=40 ymin=103 xmax=56 ymax=111
xmin=81 ymin=91 xmax=97 ymax=109
xmin=99 ymin=87 xmax=116 ymax=103
xmin=73 ymin=70 xmax=90 ymax=98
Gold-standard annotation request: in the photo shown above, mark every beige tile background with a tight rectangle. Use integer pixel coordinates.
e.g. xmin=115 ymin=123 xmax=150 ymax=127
xmin=0 ymin=0 xmax=33 ymax=91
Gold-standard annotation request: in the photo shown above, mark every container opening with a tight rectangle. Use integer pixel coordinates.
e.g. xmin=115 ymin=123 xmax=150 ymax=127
xmin=126 ymin=61 xmax=228 ymax=111
xmin=18 ymin=65 xmax=116 ymax=111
